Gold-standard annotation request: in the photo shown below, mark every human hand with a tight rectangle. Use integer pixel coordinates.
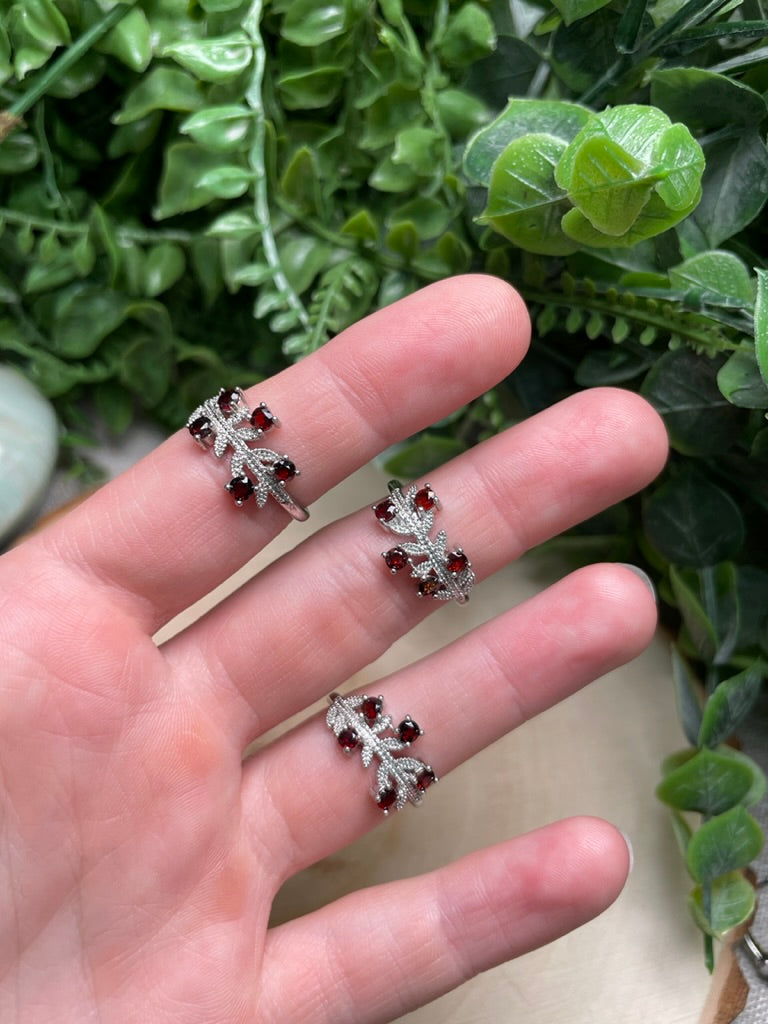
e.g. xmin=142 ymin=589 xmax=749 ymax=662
xmin=0 ymin=277 xmax=667 ymax=1023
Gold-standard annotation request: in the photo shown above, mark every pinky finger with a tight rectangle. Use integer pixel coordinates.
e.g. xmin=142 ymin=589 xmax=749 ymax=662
xmin=256 ymin=817 xmax=631 ymax=1024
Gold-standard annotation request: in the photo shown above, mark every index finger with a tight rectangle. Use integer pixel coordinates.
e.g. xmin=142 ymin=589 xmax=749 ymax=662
xmin=27 ymin=276 xmax=529 ymax=632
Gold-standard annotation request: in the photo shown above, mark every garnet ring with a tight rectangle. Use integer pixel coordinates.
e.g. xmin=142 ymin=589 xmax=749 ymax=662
xmin=326 ymin=692 xmax=437 ymax=815
xmin=373 ymin=480 xmax=475 ymax=604
xmin=187 ymin=387 xmax=309 ymax=521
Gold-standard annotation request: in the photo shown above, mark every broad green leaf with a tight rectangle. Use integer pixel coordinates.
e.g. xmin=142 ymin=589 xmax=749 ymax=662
xmin=670 ymin=567 xmax=718 ymax=663
xmin=7 ymin=0 xmax=70 ymax=77
xmin=669 ymin=251 xmax=754 ymax=308
xmin=205 ymin=210 xmax=259 ymax=240
xmin=653 ymin=123 xmax=706 ymax=212
xmin=180 ymin=106 xmax=252 ymax=151
xmin=699 ymin=665 xmax=765 ymax=749
xmin=464 ymin=99 xmax=590 ymax=186
xmin=163 ymin=33 xmax=253 ymax=82
xmin=550 ymin=8 xmax=621 ymax=92
xmin=716 ymin=747 xmax=768 ymax=808
xmin=435 ymin=2 xmax=496 ymax=66
xmin=756 ymin=269 xmax=768 ymax=388
xmin=650 ymin=67 xmax=768 ymax=130
xmin=277 ymin=236 xmax=333 ymax=294
xmin=683 ymin=130 xmax=768 ymax=248
xmin=51 ymin=287 xmax=131 ymax=358
xmin=281 ymin=0 xmax=361 ymax=47
xmin=119 ymin=332 xmax=174 ymax=408
xmin=277 ymin=65 xmax=345 ymax=110
xmin=434 ymin=89 xmax=489 ymax=140
xmin=464 ymin=35 xmax=541 ymax=110
xmin=552 ymin=0 xmax=613 ymax=24
xmin=112 ymin=68 xmax=202 ymax=124
xmin=143 ymin=244 xmax=186 ymax=298
xmin=340 ymin=210 xmax=379 ymax=243
xmin=479 ymin=133 xmax=577 ymax=256
xmin=154 ymin=143 xmax=228 ymax=219
xmin=392 ymin=126 xmax=443 ymax=176
xmin=717 ymin=351 xmax=768 ymax=410
xmin=388 ymin=198 xmax=452 ymax=240
xmin=643 ymin=471 xmax=745 ymax=566
xmin=575 ymin=347 xmax=656 ymax=386
xmin=687 ymin=805 xmax=763 ymax=884
xmin=96 ymin=7 xmax=152 ymax=72
xmin=196 ymin=165 xmax=253 ymax=200
xmin=560 ymin=136 xmax=653 ymax=236
xmin=641 ymin=349 xmax=746 ymax=456
xmin=656 ymin=747 xmax=754 ymax=815
xmin=0 ymin=132 xmax=39 ymax=174
xmin=280 ymin=146 xmax=322 ymax=213
xmin=670 ymin=645 xmax=704 ymax=746
xmin=689 ymin=872 xmax=756 ymax=938
xmin=385 ymin=434 xmax=467 ymax=477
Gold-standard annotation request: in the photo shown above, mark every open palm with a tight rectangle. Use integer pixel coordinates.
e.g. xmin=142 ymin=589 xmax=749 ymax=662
xmin=0 ymin=277 xmax=667 ymax=1023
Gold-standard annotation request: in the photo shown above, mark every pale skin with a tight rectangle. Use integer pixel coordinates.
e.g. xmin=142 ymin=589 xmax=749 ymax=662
xmin=0 ymin=276 xmax=668 ymax=1023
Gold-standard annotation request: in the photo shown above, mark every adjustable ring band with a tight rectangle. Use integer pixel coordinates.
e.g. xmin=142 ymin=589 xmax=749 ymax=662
xmin=326 ymin=692 xmax=437 ymax=815
xmin=187 ymin=387 xmax=309 ymax=522
xmin=373 ymin=480 xmax=475 ymax=604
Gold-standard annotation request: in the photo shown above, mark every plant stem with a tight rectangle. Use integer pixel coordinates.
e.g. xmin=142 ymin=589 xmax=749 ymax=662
xmin=0 ymin=4 xmax=133 ymax=140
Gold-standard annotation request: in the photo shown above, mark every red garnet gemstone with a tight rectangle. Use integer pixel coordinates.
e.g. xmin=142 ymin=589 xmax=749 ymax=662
xmin=398 ymin=718 xmax=421 ymax=744
xmin=337 ymin=728 xmax=359 ymax=752
xmin=383 ymin=547 xmax=409 ymax=573
xmin=373 ymin=498 xmax=396 ymax=523
xmin=360 ymin=696 xmax=382 ymax=723
xmin=250 ymin=404 xmax=276 ymax=432
xmin=413 ymin=486 xmax=436 ymax=512
xmin=217 ymin=388 xmax=241 ymax=414
xmin=226 ymin=475 xmax=254 ymax=504
xmin=416 ymin=767 xmax=436 ymax=792
xmin=188 ymin=415 xmax=212 ymax=441
xmin=273 ymin=458 xmax=296 ymax=482
xmin=418 ymin=576 xmax=446 ymax=598
xmin=446 ymin=550 xmax=469 ymax=574
xmin=376 ymin=788 xmax=398 ymax=813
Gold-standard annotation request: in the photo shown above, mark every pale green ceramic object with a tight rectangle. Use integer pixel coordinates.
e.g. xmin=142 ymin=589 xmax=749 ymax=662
xmin=0 ymin=365 xmax=58 ymax=544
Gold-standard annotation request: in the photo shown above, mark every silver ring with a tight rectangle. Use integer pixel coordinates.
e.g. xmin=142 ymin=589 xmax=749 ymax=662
xmin=326 ymin=692 xmax=437 ymax=815
xmin=373 ymin=480 xmax=475 ymax=604
xmin=187 ymin=387 xmax=309 ymax=522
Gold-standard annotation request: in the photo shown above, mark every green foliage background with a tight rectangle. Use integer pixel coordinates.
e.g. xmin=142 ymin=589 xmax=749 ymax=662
xmin=2 ymin=0 xmax=768 ymax=964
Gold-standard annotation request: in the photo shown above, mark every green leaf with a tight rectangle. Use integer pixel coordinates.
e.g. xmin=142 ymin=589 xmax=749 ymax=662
xmin=479 ymin=133 xmax=577 ymax=256
xmin=560 ymin=136 xmax=654 ymax=236
xmin=717 ymin=351 xmax=768 ymax=410
xmin=656 ymin=747 xmax=755 ymax=815
xmin=687 ymin=805 xmax=764 ymax=885
xmin=277 ymin=65 xmax=345 ymax=110
xmin=643 ymin=471 xmax=745 ymax=567
xmin=669 ymin=251 xmax=754 ymax=309
xmin=384 ymin=434 xmax=467 ymax=477
xmin=392 ymin=126 xmax=443 ymax=176
xmin=689 ymin=871 xmax=756 ymax=938
xmin=143 ymin=243 xmax=186 ymax=298
xmin=96 ymin=6 xmax=152 ymax=72
xmin=205 ymin=210 xmax=259 ymax=240
xmin=435 ymin=2 xmax=496 ymax=66
xmin=670 ymin=567 xmax=719 ymax=662
xmin=552 ymin=0 xmax=613 ymax=25
xmin=650 ymin=67 xmax=768 ymax=131
xmin=153 ymin=143 xmax=227 ymax=219
xmin=280 ymin=146 xmax=322 ymax=213
xmin=118 ymin=331 xmax=174 ymax=408
xmin=163 ymin=33 xmax=253 ymax=83
xmin=755 ymin=269 xmax=768 ymax=389
xmin=112 ymin=68 xmax=202 ymax=124
xmin=196 ymin=165 xmax=253 ymax=200
xmin=51 ymin=287 xmax=131 ymax=358
xmin=670 ymin=646 xmax=704 ymax=746
xmin=641 ymin=349 xmax=746 ymax=456
xmin=0 ymin=132 xmax=39 ymax=173
xmin=281 ymin=0 xmax=361 ymax=47
xmin=180 ymin=106 xmax=252 ymax=151
xmin=682 ymin=130 xmax=768 ymax=248
xmin=464 ymin=35 xmax=541 ymax=110
xmin=699 ymin=665 xmax=765 ymax=749
xmin=464 ymin=99 xmax=590 ymax=186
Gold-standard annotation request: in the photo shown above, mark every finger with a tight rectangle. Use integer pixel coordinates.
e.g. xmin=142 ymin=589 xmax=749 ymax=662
xmin=243 ymin=563 xmax=657 ymax=880
xmin=29 ymin=276 xmax=529 ymax=632
xmin=164 ymin=388 xmax=667 ymax=742
xmin=256 ymin=817 xmax=630 ymax=1024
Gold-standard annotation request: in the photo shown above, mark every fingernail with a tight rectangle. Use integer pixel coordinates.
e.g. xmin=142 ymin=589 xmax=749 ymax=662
xmin=619 ymin=829 xmax=635 ymax=875
xmin=617 ymin=563 xmax=656 ymax=602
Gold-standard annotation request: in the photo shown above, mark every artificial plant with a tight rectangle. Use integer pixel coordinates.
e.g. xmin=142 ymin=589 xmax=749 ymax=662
xmin=1 ymin=0 xmax=768 ymax=968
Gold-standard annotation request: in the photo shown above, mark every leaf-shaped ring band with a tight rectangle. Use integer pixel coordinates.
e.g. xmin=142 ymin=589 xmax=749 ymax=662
xmin=187 ymin=387 xmax=309 ymax=522
xmin=326 ymin=692 xmax=437 ymax=814
xmin=373 ymin=479 xmax=475 ymax=604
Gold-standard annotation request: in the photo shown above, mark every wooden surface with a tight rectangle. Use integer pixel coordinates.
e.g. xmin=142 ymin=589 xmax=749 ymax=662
xmin=158 ymin=462 xmax=710 ymax=1024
